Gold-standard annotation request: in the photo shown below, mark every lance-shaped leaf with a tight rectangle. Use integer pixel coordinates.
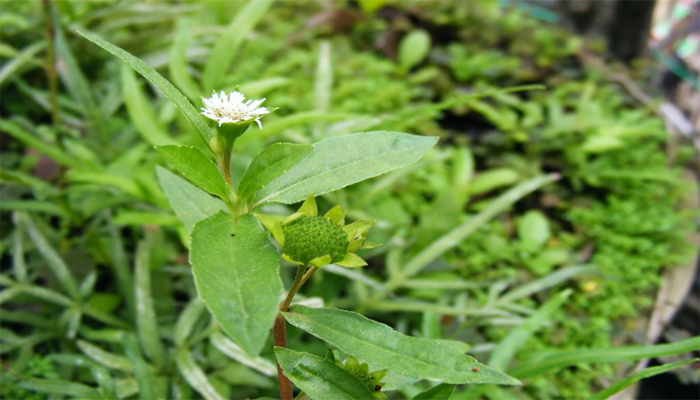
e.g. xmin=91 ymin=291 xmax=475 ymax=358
xmin=156 ymin=145 xmax=229 ymax=200
xmin=274 ymin=347 xmax=375 ymax=400
xmin=78 ymin=31 xmax=213 ymax=147
xmin=156 ymin=166 xmax=228 ymax=232
xmin=253 ymin=131 xmax=438 ymax=207
xmin=190 ymin=212 xmax=281 ymax=356
xmin=284 ymin=306 xmax=521 ymax=385
xmin=238 ymin=143 xmax=313 ymax=205
xmin=412 ymin=384 xmax=455 ymax=400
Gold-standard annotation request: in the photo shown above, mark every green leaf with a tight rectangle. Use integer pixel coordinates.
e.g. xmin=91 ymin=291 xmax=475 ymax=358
xmin=284 ymin=305 xmax=521 ymax=385
xmin=274 ymin=347 xmax=375 ymax=400
xmin=176 ymin=349 xmax=225 ymax=400
xmin=78 ymin=31 xmax=214 ymax=147
xmin=156 ymin=145 xmax=229 ymax=200
xmin=134 ymin=239 xmax=165 ymax=366
xmin=510 ymin=336 xmax=700 ymax=379
xmin=238 ymin=143 xmax=313 ymax=205
xmin=412 ymin=383 xmax=456 ymax=400
xmin=517 ymin=210 xmax=550 ymax=249
xmin=587 ymin=359 xmax=698 ymax=400
xmin=122 ymin=333 xmax=156 ymax=400
xmin=77 ymin=340 xmax=133 ymax=372
xmin=202 ymin=0 xmax=274 ymax=91
xmin=156 ymin=166 xmax=228 ymax=231
xmin=398 ymin=30 xmax=431 ymax=72
xmin=467 ymin=168 xmax=519 ymax=195
xmin=19 ymin=378 xmax=103 ymax=399
xmin=190 ymin=212 xmax=281 ymax=356
xmin=210 ymin=331 xmax=277 ymax=376
xmin=169 ymin=19 xmax=201 ymax=102
xmin=14 ymin=212 xmax=80 ymax=299
xmin=0 ymin=119 xmax=83 ymax=170
xmin=121 ymin=64 xmax=174 ymax=146
xmin=488 ymin=290 xmax=571 ymax=371
xmin=254 ymin=131 xmax=438 ymax=206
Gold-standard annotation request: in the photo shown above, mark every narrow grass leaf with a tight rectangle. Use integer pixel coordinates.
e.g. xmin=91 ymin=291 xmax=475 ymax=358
xmin=56 ymin=28 xmax=107 ymax=138
xmin=190 ymin=212 xmax=281 ymax=356
xmin=497 ymin=265 xmax=597 ymax=304
xmin=176 ymin=349 xmax=225 ymax=400
xmin=0 ymin=41 xmax=45 ymax=86
xmin=15 ymin=212 xmax=80 ymax=299
xmin=156 ymin=166 xmax=228 ymax=231
xmin=488 ymin=290 xmax=571 ymax=371
xmin=284 ymin=305 xmax=521 ymax=385
xmin=412 ymin=383 xmax=455 ymax=400
xmin=510 ymin=336 xmax=700 ymax=379
xmin=0 ymin=284 xmax=73 ymax=307
xmin=121 ymin=64 xmax=174 ymax=145
xmin=156 ymin=145 xmax=228 ymax=200
xmin=134 ymin=239 xmax=165 ymax=366
xmin=11 ymin=230 xmax=27 ymax=283
xmin=210 ymin=331 xmax=277 ymax=376
xmin=274 ymin=347 xmax=375 ymax=400
xmin=123 ymin=333 xmax=156 ymax=400
xmin=254 ymin=131 xmax=438 ymax=206
xmin=400 ymin=174 xmax=559 ymax=282
xmin=238 ymin=142 xmax=313 ymax=204
xmin=169 ymin=19 xmax=201 ymax=101
xmin=587 ymin=359 xmax=698 ymax=400
xmin=19 ymin=378 xmax=103 ymax=399
xmin=0 ymin=120 xmax=83 ymax=169
xmin=202 ymin=0 xmax=274 ymax=91
xmin=174 ymin=298 xmax=206 ymax=346
xmin=78 ymin=31 xmax=214 ymax=146
xmin=77 ymin=340 xmax=132 ymax=372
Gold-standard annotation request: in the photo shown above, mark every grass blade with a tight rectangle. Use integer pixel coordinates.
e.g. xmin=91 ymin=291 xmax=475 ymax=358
xmin=510 ymin=336 xmax=700 ymax=379
xmin=134 ymin=238 xmax=165 ymax=366
xmin=0 ymin=119 xmax=83 ymax=170
xmin=78 ymin=30 xmax=214 ymax=147
xmin=210 ymin=331 xmax=277 ymax=376
xmin=19 ymin=378 xmax=103 ymax=399
xmin=176 ymin=348 xmax=225 ymax=400
xmin=123 ymin=333 xmax=156 ymax=400
xmin=488 ymin=290 xmax=571 ymax=371
xmin=169 ymin=19 xmax=201 ymax=101
xmin=121 ymin=64 xmax=175 ymax=145
xmin=77 ymin=340 xmax=133 ymax=372
xmin=401 ymin=174 xmax=559 ymax=281
xmin=15 ymin=212 xmax=80 ymax=299
xmin=202 ymin=0 xmax=274 ymax=91
xmin=587 ymin=359 xmax=698 ymax=400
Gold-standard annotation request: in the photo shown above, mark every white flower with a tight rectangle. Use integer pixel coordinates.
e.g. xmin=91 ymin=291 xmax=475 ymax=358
xmin=201 ymin=90 xmax=270 ymax=128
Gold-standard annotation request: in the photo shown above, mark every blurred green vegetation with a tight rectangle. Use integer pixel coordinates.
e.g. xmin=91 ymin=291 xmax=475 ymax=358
xmin=1 ymin=1 xmax=697 ymax=399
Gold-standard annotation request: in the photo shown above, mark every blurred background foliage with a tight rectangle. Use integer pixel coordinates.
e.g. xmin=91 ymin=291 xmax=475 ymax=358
xmin=0 ymin=1 xmax=698 ymax=399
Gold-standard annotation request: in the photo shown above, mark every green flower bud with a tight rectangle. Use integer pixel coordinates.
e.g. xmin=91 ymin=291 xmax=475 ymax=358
xmin=282 ymin=216 xmax=348 ymax=265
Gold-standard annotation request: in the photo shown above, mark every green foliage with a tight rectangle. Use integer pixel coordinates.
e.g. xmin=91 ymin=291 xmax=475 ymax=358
xmin=190 ymin=212 xmax=281 ymax=357
xmin=284 ymin=305 xmax=521 ymax=385
xmin=1 ymin=1 xmax=696 ymax=399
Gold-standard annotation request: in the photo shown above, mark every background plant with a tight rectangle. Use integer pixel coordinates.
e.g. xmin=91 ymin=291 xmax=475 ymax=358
xmin=1 ymin=1 xmax=698 ymax=399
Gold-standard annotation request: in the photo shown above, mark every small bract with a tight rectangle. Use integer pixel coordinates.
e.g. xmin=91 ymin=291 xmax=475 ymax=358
xmin=256 ymin=195 xmax=380 ymax=268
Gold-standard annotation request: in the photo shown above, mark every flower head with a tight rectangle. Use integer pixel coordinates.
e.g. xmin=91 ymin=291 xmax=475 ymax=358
xmin=256 ymin=195 xmax=380 ymax=268
xmin=201 ymin=90 xmax=270 ymax=128
xmin=327 ymin=352 xmax=387 ymax=399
